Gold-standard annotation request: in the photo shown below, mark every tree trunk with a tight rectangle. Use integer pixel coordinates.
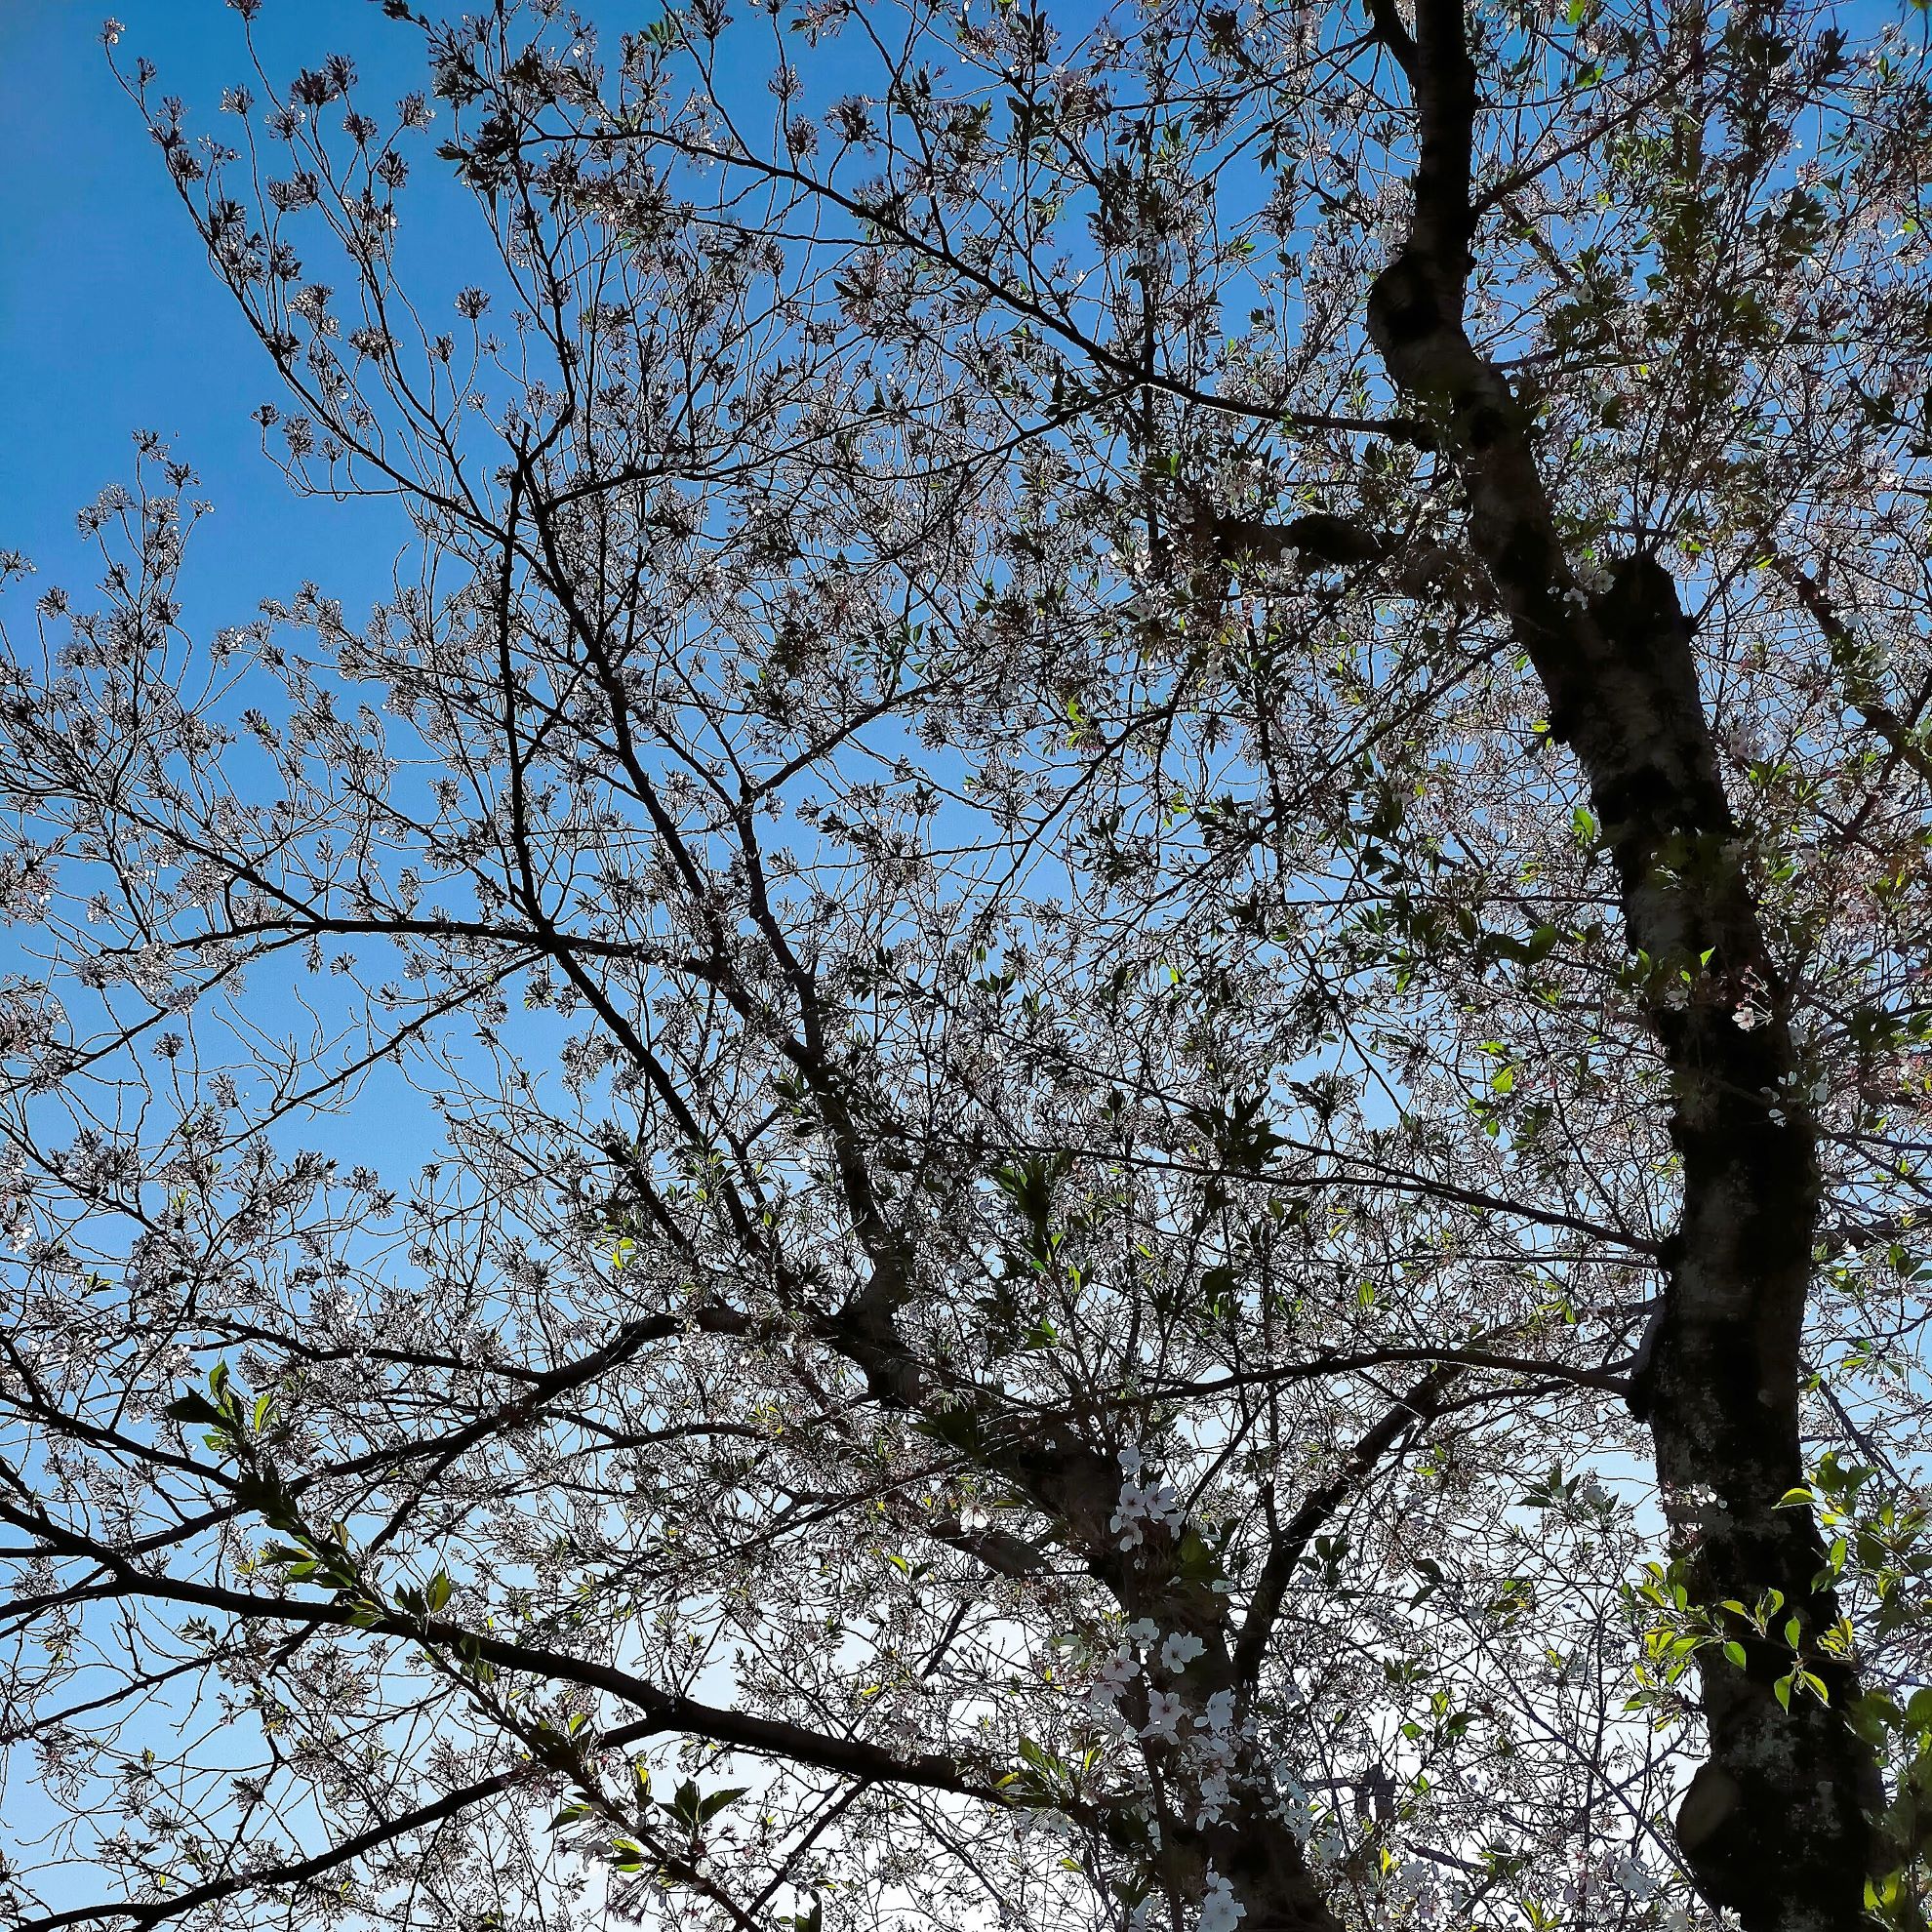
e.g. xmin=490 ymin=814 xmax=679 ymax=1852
xmin=1362 ymin=0 xmax=1878 ymax=1921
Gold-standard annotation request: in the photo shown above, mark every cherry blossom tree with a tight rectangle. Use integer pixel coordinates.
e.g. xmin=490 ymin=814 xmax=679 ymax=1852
xmin=4 ymin=3 xmax=1932 ymax=1931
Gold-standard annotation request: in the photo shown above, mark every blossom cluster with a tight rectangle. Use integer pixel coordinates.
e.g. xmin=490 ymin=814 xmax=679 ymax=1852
xmin=1111 ymin=1445 xmax=1184 ymax=1550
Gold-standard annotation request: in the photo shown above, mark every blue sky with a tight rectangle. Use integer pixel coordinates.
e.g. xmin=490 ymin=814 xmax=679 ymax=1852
xmin=0 ymin=3 xmax=429 ymax=626
xmin=0 ymin=5 xmax=442 ymax=1187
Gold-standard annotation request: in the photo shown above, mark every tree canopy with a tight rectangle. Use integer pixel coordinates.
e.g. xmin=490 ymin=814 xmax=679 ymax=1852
xmin=4 ymin=2 xmax=1932 ymax=1929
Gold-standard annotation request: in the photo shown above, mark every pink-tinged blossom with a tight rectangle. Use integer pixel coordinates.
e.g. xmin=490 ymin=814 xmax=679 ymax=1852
xmin=1141 ymin=1689 xmax=1184 ymax=1743
xmin=1198 ymin=1868 xmax=1245 ymax=1932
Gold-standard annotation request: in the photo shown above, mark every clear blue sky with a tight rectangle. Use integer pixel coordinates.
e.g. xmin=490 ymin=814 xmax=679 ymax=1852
xmin=0 ymin=4 xmax=484 ymax=1188
xmin=0 ymin=3 xmax=425 ymax=623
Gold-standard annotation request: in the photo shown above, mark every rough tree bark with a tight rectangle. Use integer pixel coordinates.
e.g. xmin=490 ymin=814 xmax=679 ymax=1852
xmin=1360 ymin=0 xmax=1879 ymax=1923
